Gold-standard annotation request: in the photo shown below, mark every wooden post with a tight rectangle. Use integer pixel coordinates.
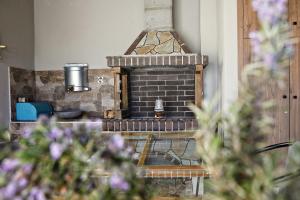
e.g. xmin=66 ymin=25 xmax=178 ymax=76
xmin=112 ymin=67 xmax=122 ymax=119
xmin=195 ymin=65 xmax=204 ymax=108
xmin=137 ymin=134 xmax=153 ymax=166
xmin=121 ymin=74 xmax=128 ymax=110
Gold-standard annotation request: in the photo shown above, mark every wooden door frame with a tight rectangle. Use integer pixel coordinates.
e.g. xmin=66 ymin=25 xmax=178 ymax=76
xmin=236 ymin=0 xmax=292 ymax=144
xmin=0 ymin=64 xmax=10 ymax=127
xmin=237 ymin=0 xmax=245 ymax=80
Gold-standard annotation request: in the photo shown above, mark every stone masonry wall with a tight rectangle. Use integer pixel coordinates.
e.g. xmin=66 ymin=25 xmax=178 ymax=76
xmin=10 ymin=67 xmax=36 ymax=121
xmin=35 ymin=69 xmax=115 ymax=118
xmin=10 ymin=66 xmax=196 ymax=120
xmin=10 ymin=67 xmax=115 ymax=120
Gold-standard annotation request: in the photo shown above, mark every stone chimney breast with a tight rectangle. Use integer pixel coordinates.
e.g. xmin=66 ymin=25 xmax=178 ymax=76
xmin=145 ymin=0 xmax=173 ymax=31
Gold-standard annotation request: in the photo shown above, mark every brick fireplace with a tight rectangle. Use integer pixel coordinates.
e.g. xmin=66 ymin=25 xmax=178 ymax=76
xmin=107 ymin=54 xmax=208 ymax=119
xmin=104 ymin=0 xmax=208 ymax=130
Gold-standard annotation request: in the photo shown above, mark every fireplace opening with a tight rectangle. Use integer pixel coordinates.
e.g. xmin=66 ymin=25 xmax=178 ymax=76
xmin=128 ymin=66 xmax=195 ymax=119
xmin=106 ymin=55 xmax=207 ymax=120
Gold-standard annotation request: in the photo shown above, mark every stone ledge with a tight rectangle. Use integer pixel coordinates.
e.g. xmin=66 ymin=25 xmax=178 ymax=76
xmin=106 ymin=54 xmax=209 ymax=68
xmin=10 ymin=118 xmax=198 ymax=135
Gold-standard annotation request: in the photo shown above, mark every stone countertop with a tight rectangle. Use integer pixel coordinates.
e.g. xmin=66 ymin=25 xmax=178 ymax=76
xmin=10 ymin=118 xmax=198 ymax=134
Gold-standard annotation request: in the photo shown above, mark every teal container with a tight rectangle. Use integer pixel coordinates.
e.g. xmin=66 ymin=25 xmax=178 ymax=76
xmin=16 ymin=102 xmax=53 ymax=121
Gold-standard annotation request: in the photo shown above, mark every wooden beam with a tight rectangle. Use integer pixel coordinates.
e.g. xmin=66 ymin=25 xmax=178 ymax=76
xmin=195 ymin=65 xmax=204 ymax=108
xmin=152 ymin=197 xmax=200 ymax=200
xmin=112 ymin=66 xmax=121 ymax=74
xmin=113 ymin=72 xmax=119 ymax=110
xmin=112 ymin=67 xmax=122 ymax=119
xmin=142 ymin=165 xmax=206 ymax=170
xmin=124 ymin=31 xmax=147 ymax=55
xmin=137 ymin=134 xmax=153 ymax=166
xmin=93 ymin=165 xmax=209 ymax=178
xmin=170 ymin=31 xmax=192 ymax=53
xmin=142 ymin=165 xmax=209 ymax=178
xmin=121 ymin=131 xmax=196 ymax=139
xmin=121 ymin=74 xmax=128 ymax=110
xmin=152 ymin=197 xmax=182 ymax=200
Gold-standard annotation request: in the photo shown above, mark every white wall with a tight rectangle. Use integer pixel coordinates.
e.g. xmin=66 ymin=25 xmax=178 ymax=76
xmin=177 ymin=0 xmax=227 ymax=103
xmin=219 ymin=0 xmax=239 ymax=110
xmin=199 ymin=0 xmax=220 ymax=101
xmin=34 ymin=0 xmax=204 ymax=68
xmin=34 ymin=0 xmax=144 ymax=70
xmin=34 ymin=0 xmax=223 ymax=101
xmin=34 ymin=0 xmax=205 ymax=70
xmin=175 ymin=0 xmax=221 ymax=101
xmin=174 ymin=0 xmax=201 ymax=54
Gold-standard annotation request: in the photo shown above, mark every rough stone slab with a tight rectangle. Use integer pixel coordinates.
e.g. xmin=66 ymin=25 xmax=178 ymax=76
xmin=145 ymin=8 xmax=173 ymax=31
xmin=144 ymin=0 xmax=173 ymax=31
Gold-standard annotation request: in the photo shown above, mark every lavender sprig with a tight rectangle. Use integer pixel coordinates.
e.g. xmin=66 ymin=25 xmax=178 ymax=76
xmin=249 ymin=0 xmax=292 ymax=71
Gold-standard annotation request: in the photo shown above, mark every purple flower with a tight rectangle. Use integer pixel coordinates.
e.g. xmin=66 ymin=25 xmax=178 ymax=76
xmin=3 ymin=182 xmax=17 ymax=199
xmin=119 ymin=147 xmax=135 ymax=159
xmin=64 ymin=128 xmax=73 ymax=138
xmin=22 ymin=127 xmax=32 ymax=139
xmin=38 ymin=115 xmax=49 ymax=125
xmin=50 ymin=142 xmax=64 ymax=160
xmin=284 ymin=43 xmax=294 ymax=57
xmin=48 ymin=127 xmax=63 ymax=140
xmin=109 ymin=173 xmax=130 ymax=191
xmin=252 ymin=0 xmax=287 ymax=25
xmin=263 ymin=53 xmax=278 ymax=69
xmin=86 ymin=119 xmax=102 ymax=132
xmin=29 ymin=187 xmax=46 ymax=200
xmin=63 ymin=128 xmax=73 ymax=144
xmin=79 ymin=134 xmax=89 ymax=145
xmin=108 ymin=134 xmax=125 ymax=152
xmin=1 ymin=159 xmax=20 ymax=172
xmin=249 ymin=31 xmax=264 ymax=57
xmin=17 ymin=178 xmax=28 ymax=189
xmin=22 ymin=164 xmax=33 ymax=175
xmin=249 ymin=0 xmax=291 ymax=70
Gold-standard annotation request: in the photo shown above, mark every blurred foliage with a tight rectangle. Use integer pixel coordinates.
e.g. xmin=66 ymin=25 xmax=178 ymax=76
xmin=191 ymin=0 xmax=299 ymax=199
xmin=277 ymin=142 xmax=300 ymax=200
xmin=0 ymin=117 xmax=153 ymax=200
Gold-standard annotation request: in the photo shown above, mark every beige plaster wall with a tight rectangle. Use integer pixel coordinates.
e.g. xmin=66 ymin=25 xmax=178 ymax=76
xmin=34 ymin=0 xmax=144 ymax=70
xmin=0 ymin=0 xmax=34 ymax=127
xmin=219 ymin=0 xmax=239 ymax=110
xmin=34 ymin=0 xmax=224 ymax=101
xmin=34 ymin=0 xmax=202 ymax=70
xmin=0 ymin=0 xmax=34 ymax=69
